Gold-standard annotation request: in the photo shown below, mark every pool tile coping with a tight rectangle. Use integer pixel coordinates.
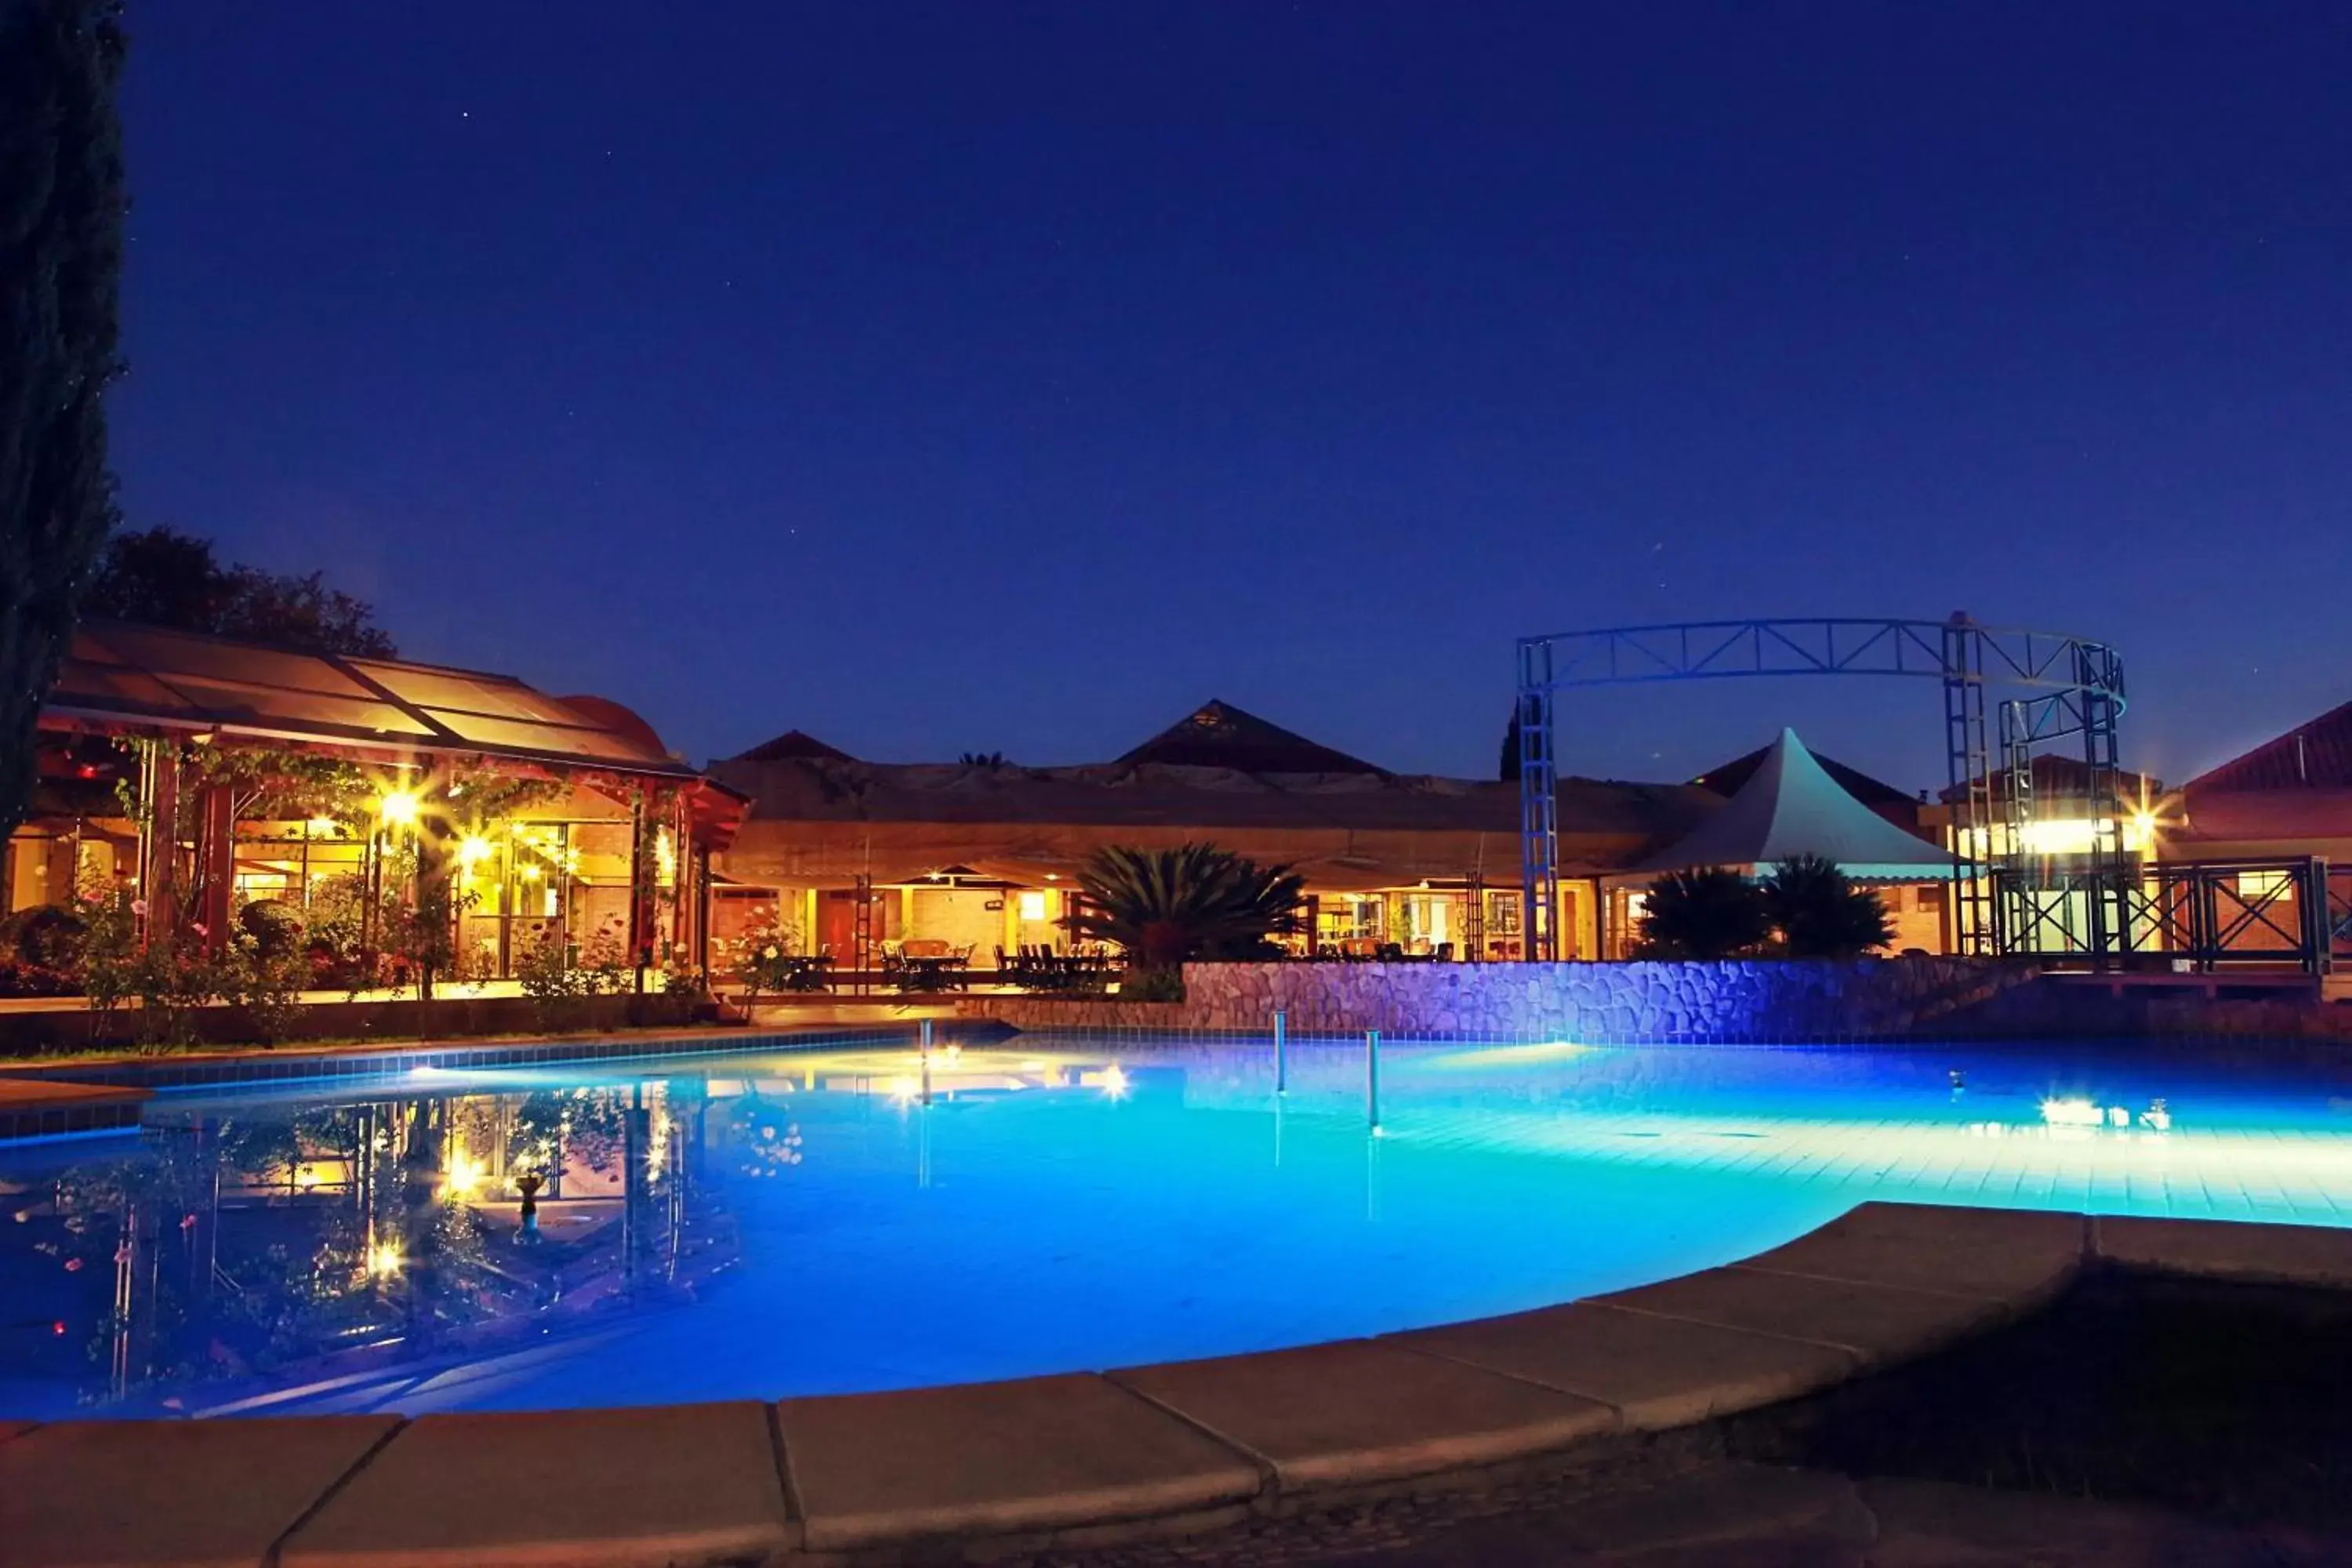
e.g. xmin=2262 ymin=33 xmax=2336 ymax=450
xmin=0 ymin=1022 xmax=949 ymax=1145
xmin=8 ymin=1203 xmax=2350 ymax=1565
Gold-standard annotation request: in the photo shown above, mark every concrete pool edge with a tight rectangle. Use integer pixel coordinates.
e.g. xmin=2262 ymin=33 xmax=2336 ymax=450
xmin=0 ymin=1020 xmax=988 ymax=1143
xmin=12 ymin=1203 xmax=2352 ymax=1566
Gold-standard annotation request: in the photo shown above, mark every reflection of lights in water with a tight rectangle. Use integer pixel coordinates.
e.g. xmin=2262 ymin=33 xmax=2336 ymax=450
xmin=887 ymin=1075 xmax=919 ymax=1104
xmin=1102 ymin=1064 xmax=1130 ymax=1100
xmin=367 ymin=1243 xmax=404 ymax=1278
xmin=646 ymin=1105 xmax=673 ymax=1179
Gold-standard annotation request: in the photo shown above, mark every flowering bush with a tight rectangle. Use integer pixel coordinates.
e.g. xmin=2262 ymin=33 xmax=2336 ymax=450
xmin=722 ymin=908 xmax=803 ymax=998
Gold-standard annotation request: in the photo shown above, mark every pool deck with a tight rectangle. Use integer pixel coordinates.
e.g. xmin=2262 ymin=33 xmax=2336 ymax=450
xmin=9 ymin=1203 xmax=2352 ymax=1566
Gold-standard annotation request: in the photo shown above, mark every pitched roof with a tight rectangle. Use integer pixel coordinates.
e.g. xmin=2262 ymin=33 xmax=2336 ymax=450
xmin=2182 ymin=695 xmax=2352 ymax=793
xmin=1115 ymin=699 xmax=1384 ymax=775
xmin=41 ymin=619 xmax=696 ymax=779
xmin=1693 ymin=742 xmax=1915 ymax=808
xmin=1935 ymin=753 xmax=2161 ymax=805
xmin=1639 ymin=728 xmax=1954 ymax=880
xmin=732 ymin=729 xmax=857 ymax=764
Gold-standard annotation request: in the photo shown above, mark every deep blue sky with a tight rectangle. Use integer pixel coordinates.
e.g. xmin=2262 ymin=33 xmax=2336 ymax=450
xmin=113 ymin=4 xmax=2351 ymax=793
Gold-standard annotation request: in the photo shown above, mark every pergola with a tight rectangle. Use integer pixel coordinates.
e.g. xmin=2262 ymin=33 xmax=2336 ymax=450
xmin=22 ymin=619 xmax=743 ymax=983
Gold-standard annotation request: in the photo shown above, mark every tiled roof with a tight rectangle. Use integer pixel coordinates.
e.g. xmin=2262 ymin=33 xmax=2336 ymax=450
xmin=1936 ymin=753 xmax=2159 ymax=805
xmin=732 ymin=729 xmax=857 ymax=764
xmin=2182 ymin=696 xmax=2352 ymax=793
xmin=1115 ymin=699 xmax=1385 ymax=775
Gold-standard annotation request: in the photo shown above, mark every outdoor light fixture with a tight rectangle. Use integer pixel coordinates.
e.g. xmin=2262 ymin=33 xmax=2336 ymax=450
xmin=456 ymin=834 xmax=495 ymax=869
xmin=366 ymin=1242 xmax=405 ymax=1278
xmin=376 ymin=789 xmax=419 ymax=826
xmin=441 ymin=1154 xmax=485 ymax=1198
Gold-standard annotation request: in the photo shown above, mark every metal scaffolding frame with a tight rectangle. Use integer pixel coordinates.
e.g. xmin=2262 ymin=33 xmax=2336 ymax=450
xmin=1513 ymin=615 xmax=2130 ymax=961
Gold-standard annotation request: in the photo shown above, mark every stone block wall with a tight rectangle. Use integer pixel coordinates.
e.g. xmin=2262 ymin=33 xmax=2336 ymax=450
xmin=957 ymin=956 xmax=2022 ymax=1044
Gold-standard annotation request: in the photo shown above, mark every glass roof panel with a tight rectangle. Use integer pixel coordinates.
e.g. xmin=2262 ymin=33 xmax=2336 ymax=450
xmin=154 ymin=675 xmax=438 ymax=738
xmin=347 ymin=662 xmax=586 ymax=724
xmin=48 ymin=659 xmax=204 ymax=714
xmin=85 ymin=624 xmax=376 ymax=699
xmin=49 ymin=622 xmax=693 ymax=777
xmin=424 ymin=710 xmax=667 ymax=762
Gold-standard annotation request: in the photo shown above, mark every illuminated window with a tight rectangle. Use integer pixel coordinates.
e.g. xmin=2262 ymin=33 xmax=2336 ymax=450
xmin=2237 ymin=870 xmax=2292 ymax=900
xmin=1017 ymin=891 xmax=1048 ymax=921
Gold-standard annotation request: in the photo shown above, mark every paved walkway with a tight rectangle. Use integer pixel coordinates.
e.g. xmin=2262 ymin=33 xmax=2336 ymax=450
xmin=1043 ymin=1463 xmax=2344 ymax=1566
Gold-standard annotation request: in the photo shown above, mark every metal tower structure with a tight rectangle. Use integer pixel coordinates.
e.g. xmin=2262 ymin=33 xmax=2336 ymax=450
xmin=1512 ymin=615 xmax=2129 ymax=961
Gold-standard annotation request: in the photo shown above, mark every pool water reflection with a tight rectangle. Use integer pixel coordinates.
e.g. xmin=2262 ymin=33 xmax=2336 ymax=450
xmin=5 ymin=1038 xmax=2351 ymax=1420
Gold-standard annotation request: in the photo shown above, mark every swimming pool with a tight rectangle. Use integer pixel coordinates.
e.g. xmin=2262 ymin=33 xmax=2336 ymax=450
xmin=4 ymin=1036 xmax=2350 ymax=1421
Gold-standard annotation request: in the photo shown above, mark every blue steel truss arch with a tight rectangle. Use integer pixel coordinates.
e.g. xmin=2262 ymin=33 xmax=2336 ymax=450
xmin=1514 ymin=615 xmax=2129 ymax=960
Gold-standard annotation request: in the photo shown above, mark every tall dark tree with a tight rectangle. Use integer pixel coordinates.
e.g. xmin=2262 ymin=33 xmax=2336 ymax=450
xmin=85 ymin=524 xmax=398 ymax=657
xmin=0 ymin=0 xmax=127 ymax=848
xmin=1499 ymin=710 xmax=1523 ymax=782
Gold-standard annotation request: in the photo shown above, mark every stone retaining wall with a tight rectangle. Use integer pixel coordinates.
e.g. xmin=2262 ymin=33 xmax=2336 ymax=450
xmin=959 ymin=957 xmax=2022 ymax=1043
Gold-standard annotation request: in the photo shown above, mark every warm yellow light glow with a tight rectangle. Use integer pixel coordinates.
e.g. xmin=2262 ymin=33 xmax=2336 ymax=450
xmin=296 ymin=1167 xmax=321 ymax=1190
xmin=655 ymin=829 xmax=677 ymax=884
xmin=1017 ymin=891 xmax=1048 ymax=921
xmin=1101 ymin=1063 xmax=1130 ymax=1100
xmin=441 ymin=1154 xmax=485 ymax=1198
xmin=377 ymin=789 xmax=419 ymax=826
xmin=887 ymin=1074 xmax=919 ymax=1103
xmin=456 ymin=834 xmax=495 ymax=869
xmin=307 ymin=818 xmax=339 ymax=837
xmin=2017 ymin=818 xmax=2098 ymax=855
xmin=367 ymin=1242 xmax=405 ymax=1277
xmin=518 ymin=864 xmax=543 ymax=881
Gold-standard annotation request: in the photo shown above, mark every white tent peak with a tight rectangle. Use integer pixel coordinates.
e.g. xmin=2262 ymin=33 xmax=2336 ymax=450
xmin=1635 ymin=728 xmax=1956 ymax=881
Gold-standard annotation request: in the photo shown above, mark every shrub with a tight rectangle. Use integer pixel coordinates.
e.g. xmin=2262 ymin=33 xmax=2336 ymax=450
xmin=1120 ymin=967 xmax=1185 ymax=1003
xmin=1632 ymin=867 xmax=1769 ymax=960
xmin=0 ymin=960 xmax=74 ymax=997
xmin=1069 ymin=844 xmax=1305 ymax=975
xmin=1762 ymin=854 xmax=1895 ymax=958
xmin=2 ymin=904 xmax=87 ymax=968
xmin=238 ymin=898 xmax=305 ymax=959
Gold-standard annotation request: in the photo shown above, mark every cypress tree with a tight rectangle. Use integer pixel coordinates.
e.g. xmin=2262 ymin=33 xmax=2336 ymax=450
xmin=0 ymin=0 xmax=127 ymax=848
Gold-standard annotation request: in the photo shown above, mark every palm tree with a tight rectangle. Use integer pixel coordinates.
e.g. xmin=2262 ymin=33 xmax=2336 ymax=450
xmin=1069 ymin=844 xmax=1307 ymax=973
xmin=1762 ymin=854 xmax=1894 ymax=958
xmin=1632 ymin=867 xmax=1769 ymax=960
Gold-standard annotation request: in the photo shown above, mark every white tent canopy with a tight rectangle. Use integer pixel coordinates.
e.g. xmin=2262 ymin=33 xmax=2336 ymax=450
xmin=1630 ymin=728 xmax=1957 ymax=883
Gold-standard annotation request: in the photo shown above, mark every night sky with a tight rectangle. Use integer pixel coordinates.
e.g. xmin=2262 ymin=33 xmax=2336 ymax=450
xmin=112 ymin=5 xmax=2351 ymax=795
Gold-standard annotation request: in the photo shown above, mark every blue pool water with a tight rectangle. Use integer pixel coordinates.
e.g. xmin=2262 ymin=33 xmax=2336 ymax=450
xmin=5 ymin=1036 xmax=2352 ymax=1420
